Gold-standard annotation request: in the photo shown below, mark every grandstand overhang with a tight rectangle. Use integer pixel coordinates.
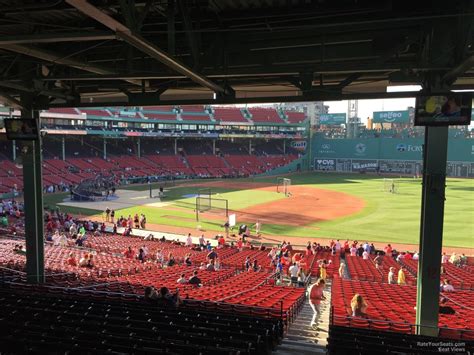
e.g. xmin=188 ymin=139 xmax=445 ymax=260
xmin=0 ymin=0 xmax=472 ymax=108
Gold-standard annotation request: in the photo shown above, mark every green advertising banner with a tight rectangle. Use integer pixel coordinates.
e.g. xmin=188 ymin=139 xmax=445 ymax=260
xmin=313 ymin=137 xmax=473 ymax=162
xmin=319 ymin=113 xmax=346 ymax=125
xmin=373 ymin=110 xmax=410 ymax=123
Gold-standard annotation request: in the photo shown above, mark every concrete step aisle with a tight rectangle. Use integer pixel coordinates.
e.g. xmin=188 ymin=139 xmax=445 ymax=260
xmin=274 ymin=281 xmax=332 ymax=354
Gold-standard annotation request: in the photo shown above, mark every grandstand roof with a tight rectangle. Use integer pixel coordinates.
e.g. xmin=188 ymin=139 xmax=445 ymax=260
xmin=0 ymin=0 xmax=472 ymax=108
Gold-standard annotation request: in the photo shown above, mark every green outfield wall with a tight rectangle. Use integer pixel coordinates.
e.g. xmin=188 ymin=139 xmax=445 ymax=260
xmin=312 ymin=136 xmax=474 ymax=177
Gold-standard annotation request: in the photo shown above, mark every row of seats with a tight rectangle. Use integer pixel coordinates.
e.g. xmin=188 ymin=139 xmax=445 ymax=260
xmin=331 ymin=277 xmax=474 ymax=338
xmin=0 ymin=286 xmax=282 ymax=354
xmin=41 ymin=106 xmax=307 ymax=125
xmin=0 ymin=153 xmax=298 ymax=191
xmin=401 ymin=258 xmax=474 ymax=290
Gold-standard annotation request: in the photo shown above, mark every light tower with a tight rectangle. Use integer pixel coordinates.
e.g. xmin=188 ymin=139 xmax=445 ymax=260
xmin=347 ymin=100 xmax=360 ymax=138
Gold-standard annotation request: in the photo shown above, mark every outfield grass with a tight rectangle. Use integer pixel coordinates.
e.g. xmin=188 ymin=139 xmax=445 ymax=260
xmin=44 ymin=173 xmax=474 ymax=248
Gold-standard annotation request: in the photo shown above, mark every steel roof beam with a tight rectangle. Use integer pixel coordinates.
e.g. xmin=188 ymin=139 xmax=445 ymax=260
xmin=0 ymin=32 xmax=116 ymax=45
xmin=66 ymin=0 xmax=227 ymax=94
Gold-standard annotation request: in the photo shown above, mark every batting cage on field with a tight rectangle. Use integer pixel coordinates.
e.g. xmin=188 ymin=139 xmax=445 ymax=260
xmin=276 ymin=177 xmax=291 ymax=196
xmin=196 ymin=188 xmax=212 ymax=212
xmin=195 ymin=197 xmax=229 ymax=221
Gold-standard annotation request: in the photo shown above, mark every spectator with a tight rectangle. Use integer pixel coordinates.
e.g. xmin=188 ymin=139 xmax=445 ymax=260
xmin=413 ymin=251 xmax=419 ymax=260
xmin=245 ymin=256 xmax=251 ymax=271
xmin=155 ymin=249 xmax=163 ymax=264
xmin=388 ymin=267 xmax=396 ymax=284
xmin=338 ymin=261 xmax=346 ymax=278
xmin=439 ymin=298 xmax=456 ymax=314
xmin=252 ymin=259 xmax=260 ymax=272
xmin=79 ymin=253 xmax=90 ymax=267
xmin=184 ymin=254 xmax=192 ymax=266
xmin=362 ymin=250 xmax=369 ymax=260
xmin=167 ymin=253 xmax=176 ymax=267
xmin=186 ymin=233 xmax=193 ymax=247
xmin=177 ymin=273 xmax=187 ymax=284
xmin=441 ymin=252 xmax=449 ymax=264
xmin=351 ymin=294 xmax=368 ymax=318
xmin=124 ymin=247 xmax=134 ymax=259
xmin=137 ymin=248 xmax=145 ymax=263
xmin=350 ymin=245 xmax=357 ymax=256
xmin=288 ymin=262 xmax=299 ymax=287
xmin=297 ymin=269 xmax=306 ymax=287
xmin=199 ymin=262 xmax=206 ymax=270
xmin=144 ymin=286 xmax=158 ymax=303
xmin=188 ymin=270 xmax=202 ymax=287
xmin=66 ymin=252 xmax=77 ymax=266
xmin=319 ymin=260 xmax=328 ymax=280
xmin=397 ymin=267 xmax=406 ymax=285
xmin=198 ymin=234 xmax=205 ymax=248
xmin=207 ymin=248 xmax=217 ymax=261
xmin=441 ymin=279 xmax=455 ymax=292
xmin=374 ymin=252 xmax=383 ymax=270
xmin=357 ymin=245 xmax=364 ymax=257
xmin=308 ymin=278 xmax=326 ymax=328
xmin=156 ymin=287 xmax=181 ymax=307
xmin=369 ymin=243 xmax=376 ymax=254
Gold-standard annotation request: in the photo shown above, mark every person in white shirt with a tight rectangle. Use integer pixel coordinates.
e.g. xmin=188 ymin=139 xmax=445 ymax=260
xmin=441 ymin=252 xmax=449 ymax=264
xmin=335 ymin=240 xmax=341 ymax=253
xmin=362 ymin=250 xmax=369 ymax=260
xmin=177 ymin=273 xmax=187 ymax=284
xmin=388 ymin=267 xmax=396 ymax=284
xmin=59 ymin=233 xmax=68 ymax=246
xmin=350 ymin=246 xmax=357 ymax=256
xmin=412 ymin=252 xmax=419 ymax=260
xmin=288 ymin=262 xmax=299 ymax=287
xmin=155 ymin=249 xmax=164 ymax=264
xmin=186 ymin=233 xmax=193 ymax=247
xmin=255 ymin=220 xmax=262 ymax=235
xmin=198 ymin=234 xmax=206 ymax=247
xmin=396 ymin=253 xmax=405 ymax=262
xmin=442 ymin=279 xmax=455 ymax=292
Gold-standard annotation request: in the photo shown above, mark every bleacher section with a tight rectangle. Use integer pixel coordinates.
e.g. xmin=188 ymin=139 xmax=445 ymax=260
xmin=285 ymin=110 xmax=306 ymax=123
xmin=213 ymin=107 xmax=249 ymax=123
xmin=248 ymin=107 xmax=285 ymax=123
xmin=0 ymin=140 xmax=298 ymax=192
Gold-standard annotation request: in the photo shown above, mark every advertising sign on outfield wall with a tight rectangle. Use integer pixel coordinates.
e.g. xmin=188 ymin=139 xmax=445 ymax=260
xmin=315 ymin=158 xmax=335 ymax=170
xmin=319 ymin=113 xmax=347 ymax=125
xmin=373 ymin=110 xmax=410 ymax=123
xmin=291 ymin=140 xmax=307 ymax=151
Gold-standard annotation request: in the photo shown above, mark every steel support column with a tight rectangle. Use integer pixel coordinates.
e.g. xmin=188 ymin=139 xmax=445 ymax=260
xmin=62 ymin=136 xmax=66 ymax=161
xmin=212 ymin=140 xmax=216 ymax=155
xmin=137 ymin=137 xmax=141 ymax=158
xmin=415 ymin=126 xmax=449 ymax=336
xmin=174 ymin=138 xmax=178 ymax=155
xmin=103 ymin=138 xmax=107 ymax=160
xmin=21 ymin=102 xmax=45 ymax=284
xmin=12 ymin=140 xmax=16 ymax=161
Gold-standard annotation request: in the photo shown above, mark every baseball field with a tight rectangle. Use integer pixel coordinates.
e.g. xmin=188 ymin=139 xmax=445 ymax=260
xmin=45 ymin=172 xmax=473 ymax=249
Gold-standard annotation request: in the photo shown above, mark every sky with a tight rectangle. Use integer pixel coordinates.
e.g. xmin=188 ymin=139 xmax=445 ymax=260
xmin=324 ymin=98 xmax=416 ymax=125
